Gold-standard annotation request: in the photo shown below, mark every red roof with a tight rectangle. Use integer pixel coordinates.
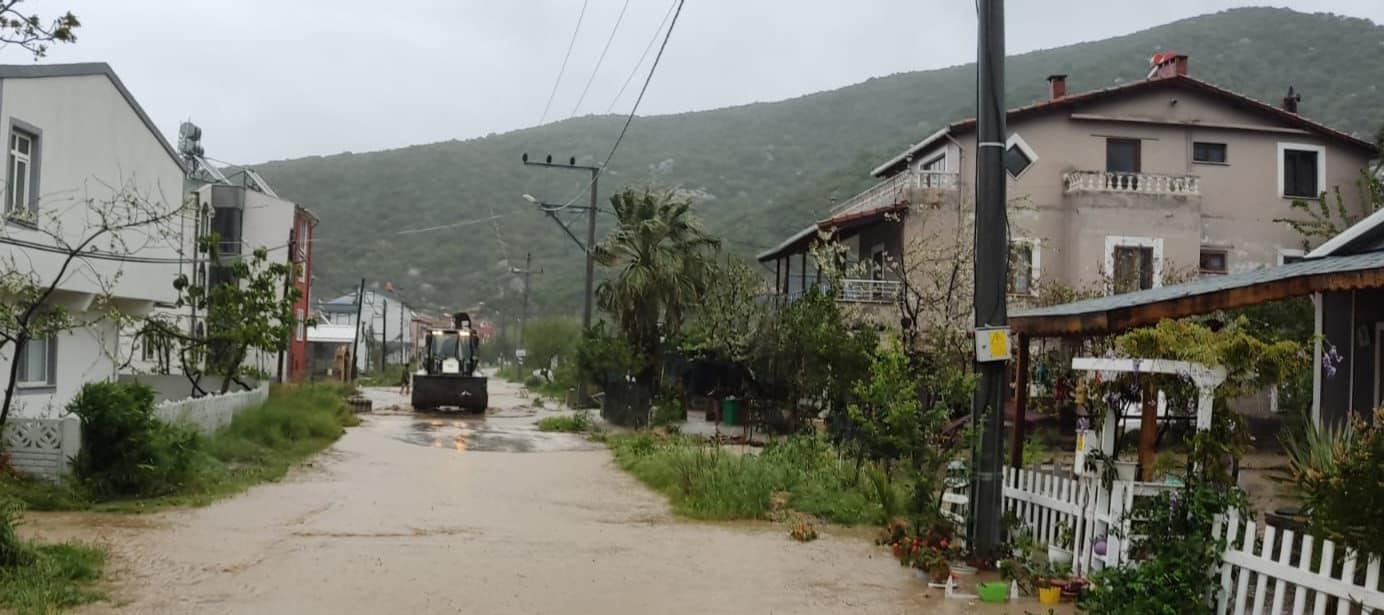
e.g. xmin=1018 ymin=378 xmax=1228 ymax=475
xmin=876 ymin=74 xmax=1378 ymax=177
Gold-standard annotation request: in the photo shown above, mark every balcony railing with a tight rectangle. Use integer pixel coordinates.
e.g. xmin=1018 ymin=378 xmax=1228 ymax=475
xmin=830 ymin=170 xmax=960 ymax=216
xmin=837 ymin=278 xmax=902 ymax=304
xmin=1064 ymin=171 xmax=1200 ymax=196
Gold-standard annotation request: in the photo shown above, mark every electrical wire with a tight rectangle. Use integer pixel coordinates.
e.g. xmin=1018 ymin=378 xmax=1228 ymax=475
xmin=569 ymin=0 xmax=632 ymax=118
xmin=551 ymin=0 xmax=686 ymax=210
xmin=538 ymin=0 xmax=591 ymax=126
xmin=606 ymin=0 xmax=678 ymax=114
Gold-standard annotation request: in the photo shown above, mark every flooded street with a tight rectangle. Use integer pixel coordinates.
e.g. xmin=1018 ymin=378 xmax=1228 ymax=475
xmin=21 ymin=378 xmax=1061 ymax=614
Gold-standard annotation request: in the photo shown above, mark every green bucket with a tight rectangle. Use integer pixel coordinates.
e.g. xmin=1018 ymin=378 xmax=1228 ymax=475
xmin=977 ymin=582 xmax=1008 ymax=603
xmin=720 ymin=397 xmax=742 ymax=426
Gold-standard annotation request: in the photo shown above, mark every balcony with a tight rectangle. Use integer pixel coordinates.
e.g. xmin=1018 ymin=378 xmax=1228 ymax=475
xmin=837 ymin=278 xmax=902 ymax=304
xmin=831 ymin=170 xmax=959 ymax=217
xmin=1063 ymin=171 xmax=1200 ymax=196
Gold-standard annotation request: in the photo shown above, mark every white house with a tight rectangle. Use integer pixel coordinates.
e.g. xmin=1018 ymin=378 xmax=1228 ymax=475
xmin=316 ymin=289 xmax=415 ymax=372
xmin=0 ymin=63 xmax=191 ymax=418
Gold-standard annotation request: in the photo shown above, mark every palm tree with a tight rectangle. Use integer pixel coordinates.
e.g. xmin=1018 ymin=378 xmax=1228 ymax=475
xmin=593 ymin=188 xmax=720 ymax=387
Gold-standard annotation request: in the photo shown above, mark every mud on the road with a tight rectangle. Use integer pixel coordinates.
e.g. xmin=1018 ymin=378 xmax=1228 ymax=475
xmin=21 ymin=379 xmax=1064 ymax=614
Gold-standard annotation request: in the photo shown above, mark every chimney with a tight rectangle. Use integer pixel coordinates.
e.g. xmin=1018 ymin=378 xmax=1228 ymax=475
xmin=1149 ymin=52 xmax=1189 ymax=79
xmin=1282 ymin=86 xmax=1301 ymax=113
xmin=1047 ymin=74 xmax=1068 ymax=100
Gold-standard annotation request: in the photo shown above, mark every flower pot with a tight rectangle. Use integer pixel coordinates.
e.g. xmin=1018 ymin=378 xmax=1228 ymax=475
xmin=948 ymin=561 xmax=977 ymax=575
xmin=1038 ymin=586 xmax=1062 ymax=605
xmin=1047 ymin=544 xmax=1074 ymax=565
xmin=930 ymin=567 xmax=951 ymax=583
xmin=1113 ymin=460 xmax=1138 ymax=482
xmin=977 ymin=582 xmax=1009 ymax=603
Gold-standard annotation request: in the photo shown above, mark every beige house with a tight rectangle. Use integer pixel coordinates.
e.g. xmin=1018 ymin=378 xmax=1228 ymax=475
xmin=758 ymin=54 xmax=1378 ymax=310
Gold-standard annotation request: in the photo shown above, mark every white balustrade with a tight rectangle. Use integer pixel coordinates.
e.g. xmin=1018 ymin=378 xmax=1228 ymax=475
xmin=837 ymin=278 xmax=902 ymax=303
xmin=829 ymin=170 xmax=959 ymax=217
xmin=1064 ymin=170 xmax=1200 ymax=195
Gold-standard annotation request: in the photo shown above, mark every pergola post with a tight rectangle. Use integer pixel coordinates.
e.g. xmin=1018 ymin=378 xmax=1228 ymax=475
xmin=1010 ymin=333 xmax=1030 ymax=468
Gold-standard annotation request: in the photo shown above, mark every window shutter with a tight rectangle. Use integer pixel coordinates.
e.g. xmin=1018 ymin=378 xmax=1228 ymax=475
xmin=47 ymin=334 xmax=57 ymax=385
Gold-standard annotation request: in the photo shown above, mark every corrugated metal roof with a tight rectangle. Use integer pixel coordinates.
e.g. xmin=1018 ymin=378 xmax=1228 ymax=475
xmin=756 ymin=224 xmax=817 ymax=262
xmin=1012 ymin=251 xmax=1384 ymax=320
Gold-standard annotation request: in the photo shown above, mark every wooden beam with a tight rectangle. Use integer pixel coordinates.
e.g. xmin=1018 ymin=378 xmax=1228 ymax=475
xmin=1010 ymin=333 xmax=1031 ymax=468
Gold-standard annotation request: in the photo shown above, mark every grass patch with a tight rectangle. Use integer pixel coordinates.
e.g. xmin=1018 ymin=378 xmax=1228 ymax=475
xmin=0 ymin=541 xmax=106 ymax=615
xmin=605 ymin=433 xmax=887 ymax=525
xmin=536 ymin=411 xmax=591 ymax=433
xmin=2 ymin=384 xmax=359 ymax=513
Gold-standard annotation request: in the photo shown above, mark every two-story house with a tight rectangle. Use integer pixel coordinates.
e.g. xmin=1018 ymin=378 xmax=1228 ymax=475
xmin=316 ymin=288 xmax=415 ymax=373
xmin=759 ymin=54 xmax=1378 ymax=315
xmin=0 ymin=63 xmax=190 ymax=418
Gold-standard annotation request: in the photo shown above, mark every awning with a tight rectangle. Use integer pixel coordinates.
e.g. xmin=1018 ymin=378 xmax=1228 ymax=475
xmin=307 ymin=323 xmax=356 ymax=344
xmin=1010 ymin=251 xmax=1384 ymax=337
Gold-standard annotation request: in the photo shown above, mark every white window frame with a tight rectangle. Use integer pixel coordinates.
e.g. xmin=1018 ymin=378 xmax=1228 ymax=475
xmin=1277 ymin=142 xmax=1326 ymax=200
xmin=1008 ymin=238 xmax=1041 ymax=297
xmin=1198 ymin=246 xmax=1229 ymax=276
xmin=6 ymin=130 xmax=34 ymax=218
xmin=918 ymin=151 xmax=947 ymax=173
xmin=1005 ymin=133 xmax=1038 ymax=179
xmin=1277 ymin=248 xmax=1307 ymax=266
xmin=1104 ymin=235 xmax=1164 ymax=294
xmin=16 ymin=335 xmax=53 ymax=388
xmin=296 ymin=308 xmax=306 ymax=342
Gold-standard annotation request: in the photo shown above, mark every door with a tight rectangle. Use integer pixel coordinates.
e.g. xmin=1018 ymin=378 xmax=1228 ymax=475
xmin=1106 ymin=139 xmax=1142 ymax=173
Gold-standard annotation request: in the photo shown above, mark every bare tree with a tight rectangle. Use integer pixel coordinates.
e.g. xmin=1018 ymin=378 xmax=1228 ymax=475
xmin=1 ymin=183 xmax=190 ymax=431
xmin=0 ymin=0 xmax=79 ymax=58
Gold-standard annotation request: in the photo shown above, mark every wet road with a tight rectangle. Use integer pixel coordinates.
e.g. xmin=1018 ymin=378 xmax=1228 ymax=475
xmin=23 ymin=379 xmax=1063 ymax=614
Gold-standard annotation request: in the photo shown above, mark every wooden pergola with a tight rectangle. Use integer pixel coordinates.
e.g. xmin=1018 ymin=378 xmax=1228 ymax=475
xmin=1005 ymin=251 xmax=1384 ymax=467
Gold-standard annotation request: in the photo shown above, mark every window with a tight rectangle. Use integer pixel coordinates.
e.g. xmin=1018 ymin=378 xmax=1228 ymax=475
xmin=920 ymin=154 xmax=946 ymax=172
xmin=1113 ymin=246 xmax=1155 ymax=294
xmin=1199 ymin=248 xmax=1228 ymax=275
xmin=211 ymin=206 xmax=243 ymax=255
xmin=1004 ymin=134 xmax=1037 ymax=179
xmin=1192 ymin=142 xmax=1227 ymax=164
xmin=295 ymin=308 xmax=306 ymax=342
xmin=296 ymin=221 xmax=309 ymax=282
xmin=6 ymin=128 xmax=36 ymax=219
xmin=1008 ymin=241 xmax=1035 ymax=295
xmin=1281 ymin=145 xmax=1321 ymax=198
xmin=1106 ymin=138 xmax=1142 ymax=173
xmin=16 ymin=335 xmax=54 ymax=387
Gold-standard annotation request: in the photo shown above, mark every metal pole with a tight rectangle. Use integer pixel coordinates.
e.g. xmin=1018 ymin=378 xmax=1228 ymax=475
xmin=970 ymin=0 xmax=1008 ymax=556
xmin=519 ymin=252 xmax=531 ymax=350
xmin=584 ymin=169 xmax=598 ymax=330
xmin=349 ymin=278 xmax=365 ymax=383
xmin=381 ymin=297 xmax=388 ymax=373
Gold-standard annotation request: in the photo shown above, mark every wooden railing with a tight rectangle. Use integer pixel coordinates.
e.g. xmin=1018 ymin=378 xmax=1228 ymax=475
xmin=830 ymin=170 xmax=959 ymax=217
xmin=1064 ymin=170 xmax=1201 ymax=196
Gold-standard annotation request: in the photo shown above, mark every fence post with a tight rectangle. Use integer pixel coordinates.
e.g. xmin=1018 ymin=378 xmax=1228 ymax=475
xmin=59 ymin=414 xmax=81 ymax=478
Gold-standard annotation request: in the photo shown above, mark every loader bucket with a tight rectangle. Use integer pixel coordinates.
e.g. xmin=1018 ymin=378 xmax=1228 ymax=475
xmin=411 ymin=374 xmax=489 ymax=412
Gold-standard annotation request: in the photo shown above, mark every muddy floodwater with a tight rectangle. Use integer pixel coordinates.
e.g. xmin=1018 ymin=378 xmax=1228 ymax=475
xmin=22 ymin=379 xmax=1070 ymax=614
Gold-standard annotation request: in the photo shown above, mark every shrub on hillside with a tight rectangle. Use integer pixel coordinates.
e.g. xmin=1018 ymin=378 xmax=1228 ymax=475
xmin=69 ymin=382 xmax=202 ymax=498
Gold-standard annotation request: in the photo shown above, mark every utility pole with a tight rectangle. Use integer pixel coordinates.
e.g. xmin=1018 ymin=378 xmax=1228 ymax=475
xmin=381 ymin=296 xmax=388 ymax=372
xmin=520 ymin=153 xmax=599 ymax=330
xmin=349 ymin=278 xmax=365 ymax=383
xmin=970 ymin=0 xmax=1009 ymax=556
xmin=510 ymin=252 xmax=543 ymax=353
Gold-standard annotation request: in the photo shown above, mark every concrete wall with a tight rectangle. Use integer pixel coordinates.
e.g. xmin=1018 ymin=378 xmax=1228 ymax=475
xmin=2 ymin=415 xmax=80 ymax=481
xmin=117 ymin=373 xmax=255 ymax=403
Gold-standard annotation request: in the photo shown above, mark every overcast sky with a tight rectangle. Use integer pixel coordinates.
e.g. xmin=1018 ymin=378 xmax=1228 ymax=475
xmin=18 ymin=0 xmax=1384 ymax=163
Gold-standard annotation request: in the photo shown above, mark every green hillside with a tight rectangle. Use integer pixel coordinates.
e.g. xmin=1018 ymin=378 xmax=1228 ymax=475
xmin=253 ymin=7 xmax=1384 ymax=317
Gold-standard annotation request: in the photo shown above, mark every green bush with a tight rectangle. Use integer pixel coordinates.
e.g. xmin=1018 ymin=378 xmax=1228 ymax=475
xmin=69 ymin=382 xmax=203 ymax=498
xmin=523 ymin=375 xmax=544 ymax=389
xmin=536 ymin=411 xmax=591 ymax=433
xmin=606 ymin=433 xmax=883 ymax=524
xmin=1285 ymin=407 xmax=1384 ymax=558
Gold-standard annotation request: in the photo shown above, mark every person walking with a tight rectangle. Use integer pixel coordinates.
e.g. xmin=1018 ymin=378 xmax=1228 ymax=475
xmin=399 ymin=361 xmax=413 ymax=394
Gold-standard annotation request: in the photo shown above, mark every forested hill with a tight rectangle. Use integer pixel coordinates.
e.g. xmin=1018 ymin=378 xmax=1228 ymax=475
xmin=252 ymin=7 xmax=1384 ymax=317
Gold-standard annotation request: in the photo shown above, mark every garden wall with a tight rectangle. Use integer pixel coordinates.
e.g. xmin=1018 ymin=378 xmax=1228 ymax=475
xmin=118 ymin=373 xmax=259 ymax=403
xmin=2 ymin=416 xmax=81 ymax=481
xmin=154 ymin=384 xmax=270 ymax=434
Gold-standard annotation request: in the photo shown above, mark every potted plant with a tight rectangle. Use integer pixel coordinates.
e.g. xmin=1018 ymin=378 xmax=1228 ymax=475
xmin=1113 ymin=456 xmax=1139 ymax=482
xmin=916 ymin=546 xmax=951 ymax=583
xmin=1062 ymin=577 xmax=1091 ymax=601
xmin=1047 ymin=520 xmax=1075 ymax=565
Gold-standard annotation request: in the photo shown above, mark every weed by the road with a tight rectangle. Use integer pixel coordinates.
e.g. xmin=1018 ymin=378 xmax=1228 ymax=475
xmin=0 ymin=498 xmax=106 ymax=614
xmin=606 ymin=433 xmax=885 ymax=525
xmin=2 ymin=384 xmax=358 ymax=513
xmin=536 ymin=411 xmax=591 ymax=433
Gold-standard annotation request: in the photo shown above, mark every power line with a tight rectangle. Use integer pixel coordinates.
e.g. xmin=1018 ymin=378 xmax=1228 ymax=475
xmin=606 ymin=0 xmax=678 ymax=114
xmin=538 ymin=0 xmax=591 ymax=126
xmin=552 ymin=0 xmax=687 ymax=210
xmin=569 ymin=0 xmax=632 ymax=118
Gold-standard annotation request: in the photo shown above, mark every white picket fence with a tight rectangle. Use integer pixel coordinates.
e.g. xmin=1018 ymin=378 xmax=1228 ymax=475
xmin=1000 ymin=467 xmax=1384 ymax=614
xmin=1215 ymin=513 xmax=1384 ymax=614
xmin=154 ymin=384 xmax=269 ymax=434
